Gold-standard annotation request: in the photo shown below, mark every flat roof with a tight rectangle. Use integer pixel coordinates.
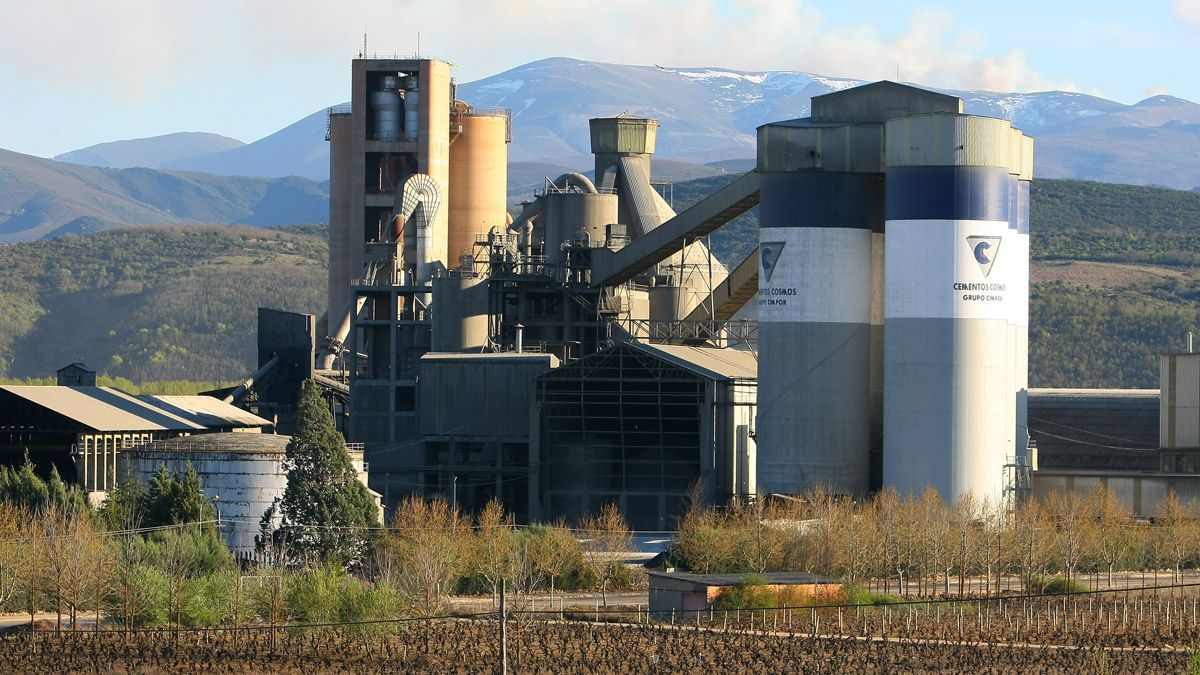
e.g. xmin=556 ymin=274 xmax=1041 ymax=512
xmin=134 ymin=432 xmax=291 ymax=455
xmin=647 ymin=571 xmax=836 ymax=586
xmin=628 ymin=342 xmax=758 ymax=381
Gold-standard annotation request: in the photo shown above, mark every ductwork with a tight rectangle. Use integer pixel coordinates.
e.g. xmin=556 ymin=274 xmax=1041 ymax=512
xmin=398 ymin=173 xmax=441 ymax=284
xmin=549 ymin=172 xmax=598 ymax=194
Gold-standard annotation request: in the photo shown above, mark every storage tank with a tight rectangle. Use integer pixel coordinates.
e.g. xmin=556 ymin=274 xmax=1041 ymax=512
xmin=881 ymin=113 xmax=1030 ymax=505
xmin=755 ymin=169 xmax=883 ymax=498
xmin=540 ymin=190 xmax=618 ymax=269
xmin=448 ymin=110 xmax=509 ymax=269
xmin=119 ymin=433 xmax=291 ymax=555
xmin=371 ymin=76 xmax=402 ymax=141
xmin=431 ymin=275 xmax=489 ymax=352
xmin=327 ymin=110 xmax=353 ymax=322
xmin=119 ymin=432 xmax=376 ymax=555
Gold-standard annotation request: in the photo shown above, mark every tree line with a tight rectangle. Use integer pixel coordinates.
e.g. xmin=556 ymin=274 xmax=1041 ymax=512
xmin=672 ymin=485 xmax=1200 ymax=597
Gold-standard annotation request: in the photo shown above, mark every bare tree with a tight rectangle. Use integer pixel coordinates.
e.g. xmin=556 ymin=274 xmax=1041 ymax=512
xmin=1153 ymin=490 xmax=1198 ymax=584
xmin=472 ymin=499 xmax=517 ymax=606
xmin=1092 ymin=485 xmax=1135 ymax=587
xmin=580 ymin=502 xmax=634 ymax=607
xmin=385 ymin=495 xmax=469 ymax=615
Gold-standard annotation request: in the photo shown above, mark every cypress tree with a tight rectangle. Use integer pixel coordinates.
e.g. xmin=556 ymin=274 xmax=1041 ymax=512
xmin=273 ymin=379 xmax=380 ymax=568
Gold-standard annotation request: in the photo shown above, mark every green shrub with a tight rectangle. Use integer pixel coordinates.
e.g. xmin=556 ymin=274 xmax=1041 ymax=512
xmin=285 ymin=567 xmax=352 ymax=624
xmin=712 ymin=575 xmax=776 ymax=610
xmin=1024 ymin=575 xmax=1088 ymax=594
xmin=180 ymin=572 xmax=237 ymax=626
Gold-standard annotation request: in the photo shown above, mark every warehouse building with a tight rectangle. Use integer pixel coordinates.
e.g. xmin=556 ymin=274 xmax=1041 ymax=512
xmin=532 ymin=342 xmax=756 ymax=530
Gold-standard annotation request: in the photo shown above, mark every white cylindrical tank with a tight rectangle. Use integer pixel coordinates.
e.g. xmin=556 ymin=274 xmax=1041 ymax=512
xmin=882 ymin=113 xmax=1030 ymax=505
xmin=755 ymin=170 xmax=882 ymax=498
xmin=118 ymin=433 xmax=291 ymax=556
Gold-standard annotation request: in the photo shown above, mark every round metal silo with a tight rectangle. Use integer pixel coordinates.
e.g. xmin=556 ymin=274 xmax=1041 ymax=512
xmin=755 ymin=170 xmax=883 ymax=499
xmin=371 ymin=87 xmax=402 ymax=141
xmin=448 ymin=111 xmax=509 ymax=269
xmin=540 ymin=191 xmax=618 ymax=269
xmin=431 ymin=275 xmax=489 ymax=352
xmin=882 ymin=113 xmax=1028 ymax=505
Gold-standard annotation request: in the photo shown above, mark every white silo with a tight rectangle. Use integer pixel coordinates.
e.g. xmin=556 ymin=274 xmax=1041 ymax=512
xmin=881 ymin=113 xmax=1032 ymax=505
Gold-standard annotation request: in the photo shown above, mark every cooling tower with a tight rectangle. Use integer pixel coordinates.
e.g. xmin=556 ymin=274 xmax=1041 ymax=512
xmin=881 ymin=113 xmax=1031 ymax=505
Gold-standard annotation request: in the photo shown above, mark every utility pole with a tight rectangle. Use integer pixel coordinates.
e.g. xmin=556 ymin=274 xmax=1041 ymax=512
xmin=499 ymin=578 xmax=508 ymax=675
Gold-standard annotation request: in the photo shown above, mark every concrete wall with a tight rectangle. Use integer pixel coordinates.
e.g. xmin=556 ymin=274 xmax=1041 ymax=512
xmin=1032 ymin=470 xmax=1200 ymax=519
xmin=1162 ymin=353 xmax=1200 ymax=448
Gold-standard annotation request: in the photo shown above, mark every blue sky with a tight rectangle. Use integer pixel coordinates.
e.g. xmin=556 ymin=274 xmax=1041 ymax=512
xmin=1 ymin=0 xmax=1197 ymax=158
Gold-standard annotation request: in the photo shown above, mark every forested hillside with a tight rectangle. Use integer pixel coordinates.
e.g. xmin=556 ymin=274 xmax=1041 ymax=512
xmin=0 ymin=225 xmax=325 ymax=383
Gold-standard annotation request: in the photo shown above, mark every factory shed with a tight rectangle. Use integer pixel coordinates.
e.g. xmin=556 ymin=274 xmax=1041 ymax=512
xmin=533 ymin=342 xmax=756 ymax=530
xmin=1028 ymin=388 xmax=1159 ymax=471
xmin=0 ymin=385 xmax=271 ymax=496
xmin=647 ymin=571 xmax=839 ymax=618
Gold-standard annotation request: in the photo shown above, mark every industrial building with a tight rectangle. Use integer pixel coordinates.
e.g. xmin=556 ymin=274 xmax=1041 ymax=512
xmin=229 ymin=56 xmax=1055 ymax=525
xmin=1029 ymin=351 xmax=1200 ymax=517
xmin=274 ymin=56 xmax=753 ymax=526
xmin=0 ymin=363 xmax=272 ymax=501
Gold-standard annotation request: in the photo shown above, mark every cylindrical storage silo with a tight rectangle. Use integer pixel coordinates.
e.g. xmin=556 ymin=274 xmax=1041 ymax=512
xmin=648 ymin=284 xmax=686 ymax=322
xmin=327 ymin=112 xmax=353 ymax=322
xmin=431 ymin=275 xmax=489 ymax=352
xmin=404 ymin=78 xmax=420 ymax=142
xmin=448 ymin=111 xmax=509 ymax=269
xmin=755 ymin=170 xmax=882 ymax=498
xmin=118 ymin=433 xmax=291 ymax=556
xmin=371 ymin=89 xmax=402 ymax=141
xmin=882 ymin=113 xmax=1026 ymax=505
xmin=540 ymin=191 xmax=618 ymax=270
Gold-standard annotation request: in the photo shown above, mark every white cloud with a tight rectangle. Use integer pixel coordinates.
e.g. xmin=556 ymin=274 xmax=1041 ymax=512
xmin=0 ymin=0 xmax=1077 ymax=105
xmin=1174 ymin=0 xmax=1200 ymax=29
xmin=1145 ymin=84 xmax=1171 ymax=97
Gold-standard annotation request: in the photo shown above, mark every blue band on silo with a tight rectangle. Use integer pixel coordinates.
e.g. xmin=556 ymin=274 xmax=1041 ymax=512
xmin=759 ymin=172 xmax=884 ymax=232
xmin=884 ymin=165 xmax=1014 ymax=222
xmin=1016 ymin=180 xmax=1030 ymax=234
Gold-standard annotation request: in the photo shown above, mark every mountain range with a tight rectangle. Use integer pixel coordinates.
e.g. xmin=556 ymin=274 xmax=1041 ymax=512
xmin=0 ymin=148 xmax=328 ymax=242
xmin=48 ymin=57 xmax=1200 ymax=190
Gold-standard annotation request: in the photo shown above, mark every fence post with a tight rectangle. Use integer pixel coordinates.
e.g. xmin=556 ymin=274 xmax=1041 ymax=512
xmin=499 ymin=579 xmax=508 ymax=675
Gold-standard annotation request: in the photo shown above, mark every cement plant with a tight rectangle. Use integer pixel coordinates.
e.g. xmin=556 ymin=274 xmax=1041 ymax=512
xmin=4 ymin=53 xmax=1200 ymax=672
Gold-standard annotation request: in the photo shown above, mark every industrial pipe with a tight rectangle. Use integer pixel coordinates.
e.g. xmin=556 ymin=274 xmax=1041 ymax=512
xmin=549 ymin=172 xmax=597 ymax=194
xmin=317 ymin=296 xmax=367 ymax=370
xmin=222 ymin=355 xmax=280 ymax=405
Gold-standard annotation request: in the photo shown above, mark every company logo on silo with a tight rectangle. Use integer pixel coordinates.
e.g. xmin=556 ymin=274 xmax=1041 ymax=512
xmin=966 ymin=236 xmax=1002 ymax=278
xmin=760 ymin=242 xmax=786 ymax=283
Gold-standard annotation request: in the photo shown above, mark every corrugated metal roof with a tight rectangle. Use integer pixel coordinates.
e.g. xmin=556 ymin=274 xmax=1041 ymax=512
xmin=628 ymin=342 xmax=758 ymax=381
xmin=0 ymin=386 xmax=205 ymax=432
xmin=142 ymin=396 xmax=272 ymax=428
